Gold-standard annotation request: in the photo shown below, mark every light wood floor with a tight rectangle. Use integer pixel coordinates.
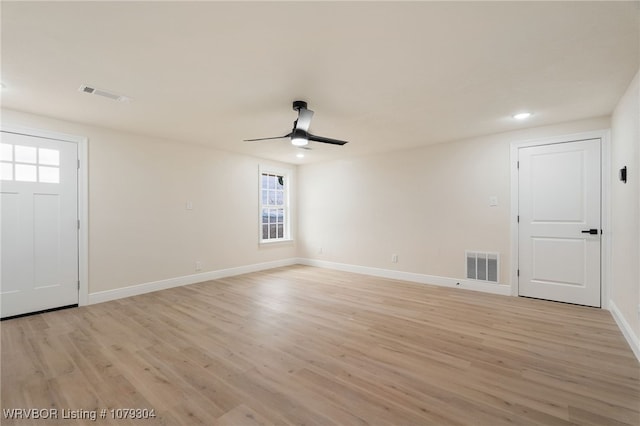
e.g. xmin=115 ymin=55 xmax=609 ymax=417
xmin=2 ymin=265 xmax=638 ymax=425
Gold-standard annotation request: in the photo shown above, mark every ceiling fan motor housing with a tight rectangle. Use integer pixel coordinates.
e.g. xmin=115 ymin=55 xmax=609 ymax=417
xmin=293 ymin=100 xmax=307 ymax=111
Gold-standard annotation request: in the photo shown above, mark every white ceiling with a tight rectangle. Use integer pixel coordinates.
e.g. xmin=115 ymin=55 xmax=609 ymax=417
xmin=1 ymin=1 xmax=638 ymax=164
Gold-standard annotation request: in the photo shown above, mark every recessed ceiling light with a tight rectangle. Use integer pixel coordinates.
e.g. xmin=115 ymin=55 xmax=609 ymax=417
xmin=512 ymin=112 xmax=532 ymax=120
xmin=296 ymin=153 xmax=305 ymax=158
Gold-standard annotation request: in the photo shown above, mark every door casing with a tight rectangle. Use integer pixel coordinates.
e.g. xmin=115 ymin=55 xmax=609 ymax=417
xmin=510 ymin=130 xmax=611 ymax=308
xmin=1 ymin=125 xmax=89 ymax=307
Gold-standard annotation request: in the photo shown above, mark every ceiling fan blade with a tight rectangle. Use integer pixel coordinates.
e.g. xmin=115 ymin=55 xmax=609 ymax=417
xmin=307 ymin=133 xmax=348 ymax=146
xmin=244 ymin=133 xmax=291 ymax=142
xmin=296 ymin=108 xmax=314 ymax=132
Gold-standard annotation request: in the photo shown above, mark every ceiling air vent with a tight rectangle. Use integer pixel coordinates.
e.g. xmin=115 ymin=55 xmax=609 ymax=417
xmin=78 ymin=85 xmax=131 ymax=102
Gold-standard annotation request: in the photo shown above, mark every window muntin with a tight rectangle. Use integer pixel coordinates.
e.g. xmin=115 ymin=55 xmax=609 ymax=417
xmin=260 ymin=171 xmax=289 ymax=241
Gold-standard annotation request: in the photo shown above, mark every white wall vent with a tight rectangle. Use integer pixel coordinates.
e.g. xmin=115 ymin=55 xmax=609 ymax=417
xmin=78 ymin=85 xmax=131 ymax=102
xmin=466 ymin=251 xmax=499 ymax=283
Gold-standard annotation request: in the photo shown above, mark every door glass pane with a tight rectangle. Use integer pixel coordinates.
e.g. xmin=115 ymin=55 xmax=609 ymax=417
xmin=39 ymin=166 xmax=59 ymax=184
xmin=38 ymin=148 xmax=60 ymax=166
xmin=15 ymin=145 xmax=36 ymax=164
xmin=15 ymin=164 xmax=37 ymax=182
xmin=277 ymin=224 xmax=284 ymax=238
xmin=262 ymin=225 xmax=268 ymax=240
xmin=261 ymin=208 xmax=269 ymax=225
xmin=0 ymin=144 xmax=12 ymax=161
xmin=0 ymin=162 xmax=13 ymax=180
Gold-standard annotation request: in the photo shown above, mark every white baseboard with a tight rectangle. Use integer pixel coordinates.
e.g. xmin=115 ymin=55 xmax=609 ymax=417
xmin=88 ymin=258 xmax=298 ymax=305
xmin=296 ymin=258 xmax=511 ymax=296
xmin=609 ymin=300 xmax=640 ymax=362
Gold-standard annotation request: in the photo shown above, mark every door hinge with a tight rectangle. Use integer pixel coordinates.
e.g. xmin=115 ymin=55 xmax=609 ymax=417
xmin=517 ymin=161 xmax=520 ymax=169
xmin=77 ymin=281 xmax=80 ymax=290
xmin=77 ymin=159 xmax=80 ymax=169
xmin=517 ymin=269 xmax=520 ymax=277
xmin=77 ymin=220 xmax=80 ymax=230
xmin=517 ymin=215 xmax=519 ymax=223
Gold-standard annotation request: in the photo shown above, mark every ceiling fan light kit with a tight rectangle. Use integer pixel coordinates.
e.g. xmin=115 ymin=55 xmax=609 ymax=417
xmin=291 ymin=136 xmax=308 ymax=146
xmin=244 ymin=101 xmax=349 ymax=148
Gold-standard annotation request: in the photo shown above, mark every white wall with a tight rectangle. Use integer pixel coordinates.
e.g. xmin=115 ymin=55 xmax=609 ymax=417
xmin=298 ymin=116 xmax=610 ymax=286
xmin=610 ymin=69 xmax=640 ymax=354
xmin=1 ymin=108 xmax=297 ymax=295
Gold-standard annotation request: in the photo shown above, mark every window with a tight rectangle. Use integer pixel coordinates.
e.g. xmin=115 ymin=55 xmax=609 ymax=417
xmin=0 ymin=143 xmax=60 ymax=183
xmin=260 ymin=169 xmax=290 ymax=242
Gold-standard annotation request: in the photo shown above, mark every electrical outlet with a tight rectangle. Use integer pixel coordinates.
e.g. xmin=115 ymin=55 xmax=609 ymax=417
xmin=186 ymin=201 xmax=193 ymax=210
xmin=195 ymin=261 xmax=202 ymax=272
xmin=391 ymin=254 xmax=398 ymax=263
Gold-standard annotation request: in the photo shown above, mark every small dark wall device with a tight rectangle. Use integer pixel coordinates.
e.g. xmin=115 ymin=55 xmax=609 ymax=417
xmin=619 ymin=166 xmax=627 ymax=184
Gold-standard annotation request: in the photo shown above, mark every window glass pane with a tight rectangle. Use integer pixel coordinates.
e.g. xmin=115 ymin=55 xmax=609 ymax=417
xmin=15 ymin=164 xmax=37 ymax=182
xmin=260 ymin=171 xmax=288 ymax=241
xmin=39 ymin=166 xmax=59 ymax=183
xmin=0 ymin=162 xmax=13 ymax=180
xmin=0 ymin=144 xmax=12 ymax=161
xmin=38 ymin=148 xmax=59 ymax=166
xmin=15 ymin=145 xmax=36 ymax=164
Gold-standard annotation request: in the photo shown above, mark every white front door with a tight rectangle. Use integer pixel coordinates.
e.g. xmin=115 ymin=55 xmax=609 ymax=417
xmin=1 ymin=132 xmax=79 ymax=318
xmin=518 ymin=139 xmax=601 ymax=307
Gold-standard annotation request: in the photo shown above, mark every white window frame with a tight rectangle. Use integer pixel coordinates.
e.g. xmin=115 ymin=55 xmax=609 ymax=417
xmin=259 ymin=165 xmax=292 ymax=244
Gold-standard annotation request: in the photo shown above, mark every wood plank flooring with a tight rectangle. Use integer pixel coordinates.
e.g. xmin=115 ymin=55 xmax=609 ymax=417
xmin=1 ymin=265 xmax=638 ymax=425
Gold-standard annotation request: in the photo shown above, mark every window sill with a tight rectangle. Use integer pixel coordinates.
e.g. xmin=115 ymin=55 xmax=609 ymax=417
xmin=259 ymin=239 xmax=294 ymax=246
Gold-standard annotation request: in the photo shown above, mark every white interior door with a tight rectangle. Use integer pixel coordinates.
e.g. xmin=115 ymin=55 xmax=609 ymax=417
xmin=518 ymin=139 xmax=601 ymax=307
xmin=1 ymin=132 xmax=79 ymax=318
